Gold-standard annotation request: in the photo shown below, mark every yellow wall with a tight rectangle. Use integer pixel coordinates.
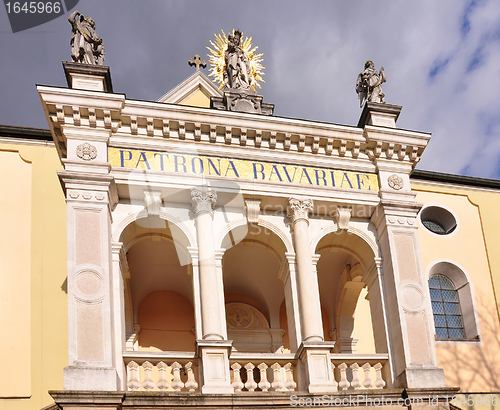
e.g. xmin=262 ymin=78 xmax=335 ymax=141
xmin=0 ymin=141 xmax=67 ymax=410
xmin=413 ymin=180 xmax=500 ymax=391
xmin=179 ymin=87 xmax=211 ymax=108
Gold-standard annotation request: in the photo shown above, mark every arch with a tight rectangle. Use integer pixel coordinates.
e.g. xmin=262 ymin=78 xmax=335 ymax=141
xmin=312 ymin=224 xmax=380 ymax=264
xmin=426 ymin=260 xmax=480 ymax=341
xmin=214 ymin=217 xmax=293 ymax=254
xmin=113 ymin=209 xmax=195 ymax=250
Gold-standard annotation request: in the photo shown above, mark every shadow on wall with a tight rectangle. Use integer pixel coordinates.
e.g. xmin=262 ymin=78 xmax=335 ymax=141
xmin=435 ymin=288 xmax=500 ymax=391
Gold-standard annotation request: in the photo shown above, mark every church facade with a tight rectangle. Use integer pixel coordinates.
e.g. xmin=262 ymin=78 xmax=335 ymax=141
xmin=1 ymin=53 xmax=500 ymax=410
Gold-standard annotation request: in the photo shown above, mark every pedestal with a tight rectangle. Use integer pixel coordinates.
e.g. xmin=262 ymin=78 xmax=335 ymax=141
xmin=63 ymin=61 xmax=113 ymax=92
xmin=197 ymin=340 xmax=234 ymax=394
xmin=297 ymin=341 xmax=337 ymax=393
xmin=211 ymin=90 xmax=274 ymax=115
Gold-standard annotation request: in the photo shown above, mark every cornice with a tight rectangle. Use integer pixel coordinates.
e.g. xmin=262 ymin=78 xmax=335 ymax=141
xmin=38 ymin=85 xmax=430 ymax=169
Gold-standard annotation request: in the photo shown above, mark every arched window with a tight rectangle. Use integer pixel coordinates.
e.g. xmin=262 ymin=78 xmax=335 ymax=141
xmin=428 ymin=275 xmax=465 ymax=340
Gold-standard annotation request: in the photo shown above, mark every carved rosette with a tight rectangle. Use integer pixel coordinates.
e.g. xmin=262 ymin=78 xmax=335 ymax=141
xmin=191 ymin=189 xmax=217 ymax=216
xmin=387 ymin=174 xmax=404 ymax=190
xmin=76 ymin=142 xmax=98 ymax=161
xmin=287 ymin=198 xmax=313 ymax=225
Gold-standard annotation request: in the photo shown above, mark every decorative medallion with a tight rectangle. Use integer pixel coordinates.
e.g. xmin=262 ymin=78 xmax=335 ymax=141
xmin=76 ymin=142 xmax=97 ymax=161
xmin=387 ymin=174 xmax=404 ymax=190
xmin=207 ymin=29 xmax=264 ymax=91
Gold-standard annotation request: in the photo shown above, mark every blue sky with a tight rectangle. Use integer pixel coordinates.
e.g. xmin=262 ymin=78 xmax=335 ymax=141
xmin=1 ymin=0 xmax=500 ymax=178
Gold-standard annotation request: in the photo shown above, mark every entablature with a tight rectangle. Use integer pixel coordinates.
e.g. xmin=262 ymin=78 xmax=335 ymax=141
xmin=38 ymin=85 xmax=430 ymax=174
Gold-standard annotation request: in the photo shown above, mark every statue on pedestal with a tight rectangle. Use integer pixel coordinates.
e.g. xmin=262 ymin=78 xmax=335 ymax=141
xmin=224 ymin=30 xmax=251 ymax=91
xmin=356 ymin=60 xmax=386 ymax=107
xmin=68 ymin=11 xmax=105 ymax=65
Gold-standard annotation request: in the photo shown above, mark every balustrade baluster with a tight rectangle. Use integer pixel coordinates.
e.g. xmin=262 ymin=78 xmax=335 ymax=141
xmin=244 ymin=363 xmax=258 ymax=391
xmin=350 ymin=363 xmax=362 ymax=389
xmin=156 ymin=361 xmax=170 ymax=391
xmin=362 ymin=363 xmax=374 ymax=389
xmin=231 ymin=363 xmax=244 ymax=392
xmin=284 ymin=362 xmax=297 ymax=391
xmin=184 ymin=362 xmax=198 ymax=392
xmin=373 ymin=362 xmax=386 ymax=389
xmin=142 ymin=361 xmax=155 ymax=390
xmin=127 ymin=361 xmax=141 ymax=391
xmin=331 ymin=362 xmax=338 ymax=389
xmin=271 ymin=363 xmax=285 ymax=391
xmin=338 ymin=363 xmax=350 ymax=390
xmin=257 ymin=363 xmax=270 ymax=392
xmin=171 ymin=361 xmax=185 ymax=391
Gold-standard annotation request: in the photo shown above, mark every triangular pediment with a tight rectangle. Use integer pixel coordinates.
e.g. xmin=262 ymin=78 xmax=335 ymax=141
xmin=158 ymin=71 xmax=222 ymax=108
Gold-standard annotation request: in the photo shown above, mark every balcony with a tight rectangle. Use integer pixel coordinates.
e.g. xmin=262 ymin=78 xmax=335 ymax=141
xmin=124 ymin=351 xmax=388 ymax=393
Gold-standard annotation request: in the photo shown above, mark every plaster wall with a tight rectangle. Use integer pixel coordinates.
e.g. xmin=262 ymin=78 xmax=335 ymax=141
xmin=0 ymin=142 xmax=67 ymax=410
xmin=413 ymin=183 xmax=500 ymax=391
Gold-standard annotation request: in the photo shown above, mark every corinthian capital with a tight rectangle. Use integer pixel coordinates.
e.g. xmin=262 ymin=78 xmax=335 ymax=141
xmin=287 ymin=197 xmax=313 ymax=225
xmin=191 ymin=189 xmax=217 ymax=216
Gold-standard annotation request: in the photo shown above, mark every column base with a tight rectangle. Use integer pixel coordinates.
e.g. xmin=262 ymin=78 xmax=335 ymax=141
xmin=197 ymin=340 xmax=234 ymax=394
xmin=395 ymin=367 xmax=446 ymax=388
xmin=63 ymin=366 xmax=119 ymax=391
xmin=297 ymin=341 xmax=337 ymax=393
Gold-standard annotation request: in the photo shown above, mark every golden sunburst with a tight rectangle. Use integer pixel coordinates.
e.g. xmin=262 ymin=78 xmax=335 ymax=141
xmin=207 ymin=29 xmax=265 ymax=91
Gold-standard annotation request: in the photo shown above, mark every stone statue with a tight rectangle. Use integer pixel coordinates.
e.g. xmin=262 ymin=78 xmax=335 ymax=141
xmin=68 ymin=11 xmax=105 ymax=65
xmin=356 ymin=60 xmax=386 ymax=107
xmin=224 ymin=30 xmax=251 ymax=91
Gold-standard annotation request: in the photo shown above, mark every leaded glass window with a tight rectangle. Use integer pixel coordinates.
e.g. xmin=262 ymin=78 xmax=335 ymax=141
xmin=428 ymin=275 xmax=466 ymax=340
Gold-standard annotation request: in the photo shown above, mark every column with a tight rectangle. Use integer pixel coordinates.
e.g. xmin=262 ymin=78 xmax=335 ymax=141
xmin=287 ymin=198 xmax=337 ymax=393
xmin=191 ymin=189 xmax=233 ymax=394
xmin=372 ymin=203 xmax=446 ymax=388
xmin=363 ymin=258 xmax=394 ymax=388
xmin=287 ymin=198 xmax=324 ymax=341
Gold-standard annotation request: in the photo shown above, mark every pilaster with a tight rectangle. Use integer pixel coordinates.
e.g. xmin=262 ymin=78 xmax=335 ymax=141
xmin=60 ymin=130 xmax=120 ymax=390
xmin=371 ymin=200 xmax=446 ymax=388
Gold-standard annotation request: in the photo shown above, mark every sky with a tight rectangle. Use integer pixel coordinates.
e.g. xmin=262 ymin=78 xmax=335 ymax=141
xmin=1 ymin=0 xmax=500 ymax=179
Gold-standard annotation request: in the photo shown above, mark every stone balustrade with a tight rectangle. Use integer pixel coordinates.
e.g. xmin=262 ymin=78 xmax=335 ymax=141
xmin=330 ymin=354 xmax=389 ymax=390
xmin=123 ymin=352 xmax=199 ymax=392
xmin=229 ymin=353 xmax=297 ymax=393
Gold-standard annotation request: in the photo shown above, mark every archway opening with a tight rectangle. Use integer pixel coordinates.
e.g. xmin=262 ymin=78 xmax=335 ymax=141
xmin=221 ymin=224 xmax=288 ymax=353
xmin=315 ymin=230 xmax=377 ymax=354
xmin=121 ymin=217 xmax=195 ymax=352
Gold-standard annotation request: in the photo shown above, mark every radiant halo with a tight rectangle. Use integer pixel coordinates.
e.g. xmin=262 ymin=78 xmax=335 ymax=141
xmin=207 ymin=29 xmax=265 ymax=91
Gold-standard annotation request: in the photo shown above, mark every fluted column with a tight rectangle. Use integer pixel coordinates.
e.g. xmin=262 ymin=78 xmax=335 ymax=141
xmin=287 ymin=198 xmax=324 ymax=342
xmin=191 ymin=189 xmax=224 ymax=340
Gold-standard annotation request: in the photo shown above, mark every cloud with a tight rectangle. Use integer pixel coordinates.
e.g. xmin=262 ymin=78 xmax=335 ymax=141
xmin=1 ymin=0 xmax=499 ymax=178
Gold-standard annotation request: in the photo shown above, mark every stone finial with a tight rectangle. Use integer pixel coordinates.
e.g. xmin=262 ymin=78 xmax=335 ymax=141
xmin=287 ymin=198 xmax=313 ymax=225
xmin=356 ymin=60 xmax=386 ymax=107
xmin=191 ymin=189 xmax=217 ymax=216
xmin=334 ymin=207 xmax=352 ymax=231
xmin=188 ymin=54 xmax=207 ymax=71
xmin=68 ymin=11 xmax=105 ymax=65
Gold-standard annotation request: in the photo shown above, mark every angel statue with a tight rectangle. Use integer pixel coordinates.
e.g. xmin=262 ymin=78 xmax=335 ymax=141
xmin=356 ymin=60 xmax=386 ymax=107
xmin=224 ymin=30 xmax=251 ymax=91
xmin=68 ymin=11 xmax=105 ymax=65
